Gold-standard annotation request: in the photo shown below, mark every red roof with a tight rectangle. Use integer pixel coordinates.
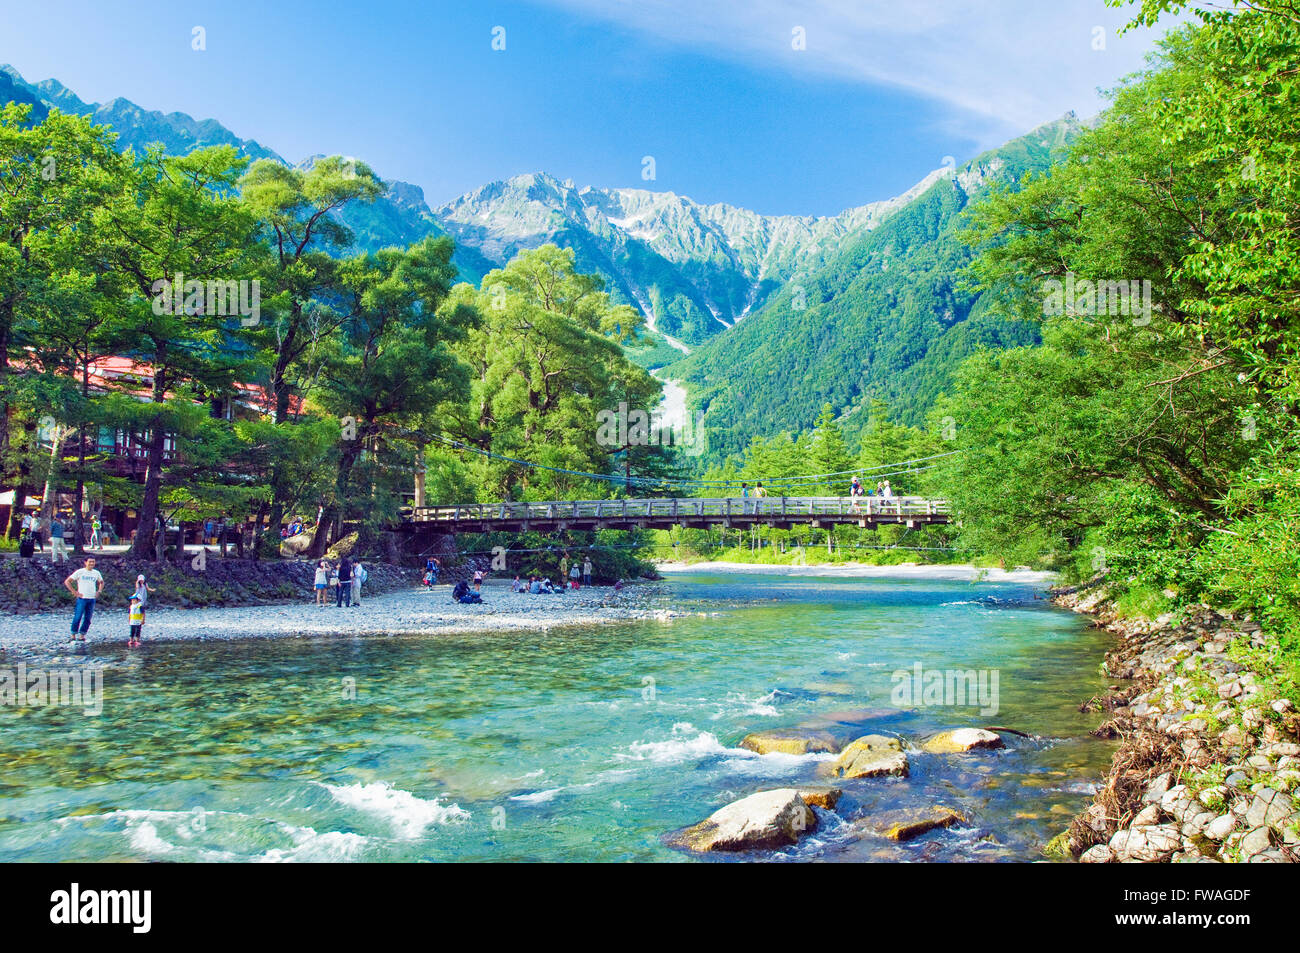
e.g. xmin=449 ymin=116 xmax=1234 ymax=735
xmin=9 ymin=352 xmax=304 ymax=416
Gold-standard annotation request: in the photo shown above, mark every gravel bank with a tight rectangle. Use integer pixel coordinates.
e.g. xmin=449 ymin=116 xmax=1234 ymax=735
xmin=0 ymin=582 xmax=681 ymax=656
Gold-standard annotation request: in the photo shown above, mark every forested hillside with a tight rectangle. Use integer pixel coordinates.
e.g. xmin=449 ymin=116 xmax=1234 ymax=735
xmin=665 ymin=116 xmax=1081 ymax=457
xmin=668 ymin=117 xmax=1082 ymax=458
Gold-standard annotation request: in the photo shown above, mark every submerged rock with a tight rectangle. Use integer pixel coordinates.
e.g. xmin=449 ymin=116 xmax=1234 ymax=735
xmin=738 ymin=728 xmax=840 ymax=756
xmin=865 ymin=806 xmax=969 ymax=842
xmin=666 ymin=789 xmax=817 ymax=852
xmin=824 ymin=734 xmax=909 ymax=779
xmin=815 ymin=707 xmax=901 ymax=725
xmin=921 ymin=728 xmax=1006 ymax=754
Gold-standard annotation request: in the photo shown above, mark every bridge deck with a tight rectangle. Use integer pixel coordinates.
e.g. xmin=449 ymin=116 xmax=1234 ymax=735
xmin=402 ymin=496 xmax=951 ymax=532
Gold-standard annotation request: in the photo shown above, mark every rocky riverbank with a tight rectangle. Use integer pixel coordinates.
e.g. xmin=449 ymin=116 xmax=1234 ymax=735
xmin=0 ymin=554 xmax=419 ymax=614
xmin=1048 ymin=583 xmax=1299 ymax=863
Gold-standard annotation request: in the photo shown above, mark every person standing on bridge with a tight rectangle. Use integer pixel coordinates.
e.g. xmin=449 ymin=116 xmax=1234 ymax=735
xmin=754 ymin=482 xmax=767 ymax=514
xmin=850 ymin=476 xmax=864 ymax=514
xmin=740 ymin=482 xmax=750 ymax=514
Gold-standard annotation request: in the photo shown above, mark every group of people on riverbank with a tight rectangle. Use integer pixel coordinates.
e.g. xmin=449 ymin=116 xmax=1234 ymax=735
xmin=17 ymin=510 xmax=103 ymax=561
xmin=312 ymin=556 xmax=368 ymax=607
xmin=503 ymin=553 xmax=594 ymax=595
xmin=61 ymin=557 xmax=153 ymax=646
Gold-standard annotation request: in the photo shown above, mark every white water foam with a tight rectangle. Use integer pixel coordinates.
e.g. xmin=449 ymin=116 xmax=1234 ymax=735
xmin=710 ymin=690 xmax=782 ymax=719
xmin=322 ymin=781 xmax=470 ymax=839
xmin=617 ymin=722 xmax=738 ymax=764
xmin=258 ymin=824 xmax=371 ymax=863
xmin=69 ymin=807 xmax=368 ymax=863
xmin=718 ymin=749 xmax=837 ymax=777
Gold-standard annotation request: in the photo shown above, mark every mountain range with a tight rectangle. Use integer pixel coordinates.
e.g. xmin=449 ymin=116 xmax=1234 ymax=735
xmin=2 ymin=65 xmax=1080 ymax=458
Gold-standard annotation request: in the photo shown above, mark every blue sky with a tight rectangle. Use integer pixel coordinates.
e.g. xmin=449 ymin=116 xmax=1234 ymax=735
xmin=1 ymin=0 xmax=1178 ymax=216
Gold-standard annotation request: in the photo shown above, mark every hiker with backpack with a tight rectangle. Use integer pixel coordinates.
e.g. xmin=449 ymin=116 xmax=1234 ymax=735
xmin=350 ymin=560 xmax=368 ymax=606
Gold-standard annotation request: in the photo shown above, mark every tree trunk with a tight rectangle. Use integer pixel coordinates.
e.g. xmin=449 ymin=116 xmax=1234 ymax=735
xmin=173 ymin=519 xmax=188 ymax=565
xmin=40 ymin=424 xmax=67 ymax=521
xmin=305 ymin=502 xmax=337 ymax=559
xmin=130 ymin=353 xmax=169 ymax=559
xmin=130 ymin=419 xmax=167 ymax=559
xmin=413 ymin=443 xmax=426 ymax=509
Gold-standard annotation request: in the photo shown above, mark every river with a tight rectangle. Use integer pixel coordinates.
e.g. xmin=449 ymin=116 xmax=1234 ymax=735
xmin=0 ymin=571 xmax=1114 ymax=862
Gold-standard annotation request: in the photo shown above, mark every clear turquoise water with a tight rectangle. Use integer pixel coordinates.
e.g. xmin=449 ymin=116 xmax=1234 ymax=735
xmin=0 ymin=572 xmax=1114 ymax=862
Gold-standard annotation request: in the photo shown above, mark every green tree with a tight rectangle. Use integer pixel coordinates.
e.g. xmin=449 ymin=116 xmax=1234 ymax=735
xmin=237 ymin=155 xmax=385 ymax=549
xmin=454 ymin=244 xmax=652 ymax=501
xmin=100 ymin=145 xmax=261 ymax=557
xmin=311 ymin=236 xmax=474 ymax=553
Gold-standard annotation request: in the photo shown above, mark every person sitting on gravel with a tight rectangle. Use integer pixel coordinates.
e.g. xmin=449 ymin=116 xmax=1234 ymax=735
xmin=511 ymin=575 xmax=524 ymax=592
xmin=528 ymin=576 xmax=542 ymax=595
xmin=451 ymin=580 xmax=482 ymax=604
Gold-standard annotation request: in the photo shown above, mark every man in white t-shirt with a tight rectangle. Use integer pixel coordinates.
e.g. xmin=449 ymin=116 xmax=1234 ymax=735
xmin=64 ymin=557 xmax=104 ymax=640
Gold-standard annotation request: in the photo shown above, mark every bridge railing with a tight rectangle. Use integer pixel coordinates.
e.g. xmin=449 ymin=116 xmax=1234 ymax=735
xmin=406 ymin=496 xmax=950 ymax=524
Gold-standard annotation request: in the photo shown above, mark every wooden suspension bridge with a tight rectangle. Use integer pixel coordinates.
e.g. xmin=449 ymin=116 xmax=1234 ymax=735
xmin=402 ymin=496 xmax=951 ymax=534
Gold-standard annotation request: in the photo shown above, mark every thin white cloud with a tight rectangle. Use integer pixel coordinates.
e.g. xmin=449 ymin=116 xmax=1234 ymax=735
xmin=534 ymin=0 xmax=1182 ymax=144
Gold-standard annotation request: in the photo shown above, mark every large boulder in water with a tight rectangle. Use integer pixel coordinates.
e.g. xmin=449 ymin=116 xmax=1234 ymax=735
xmin=739 ymin=728 xmax=840 ymax=756
xmin=921 ymin=728 xmax=1006 ymax=754
xmin=666 ymin=789 xmax=817 ymax=852
xmin=824 ymin=734 xmax=909 ymax=779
